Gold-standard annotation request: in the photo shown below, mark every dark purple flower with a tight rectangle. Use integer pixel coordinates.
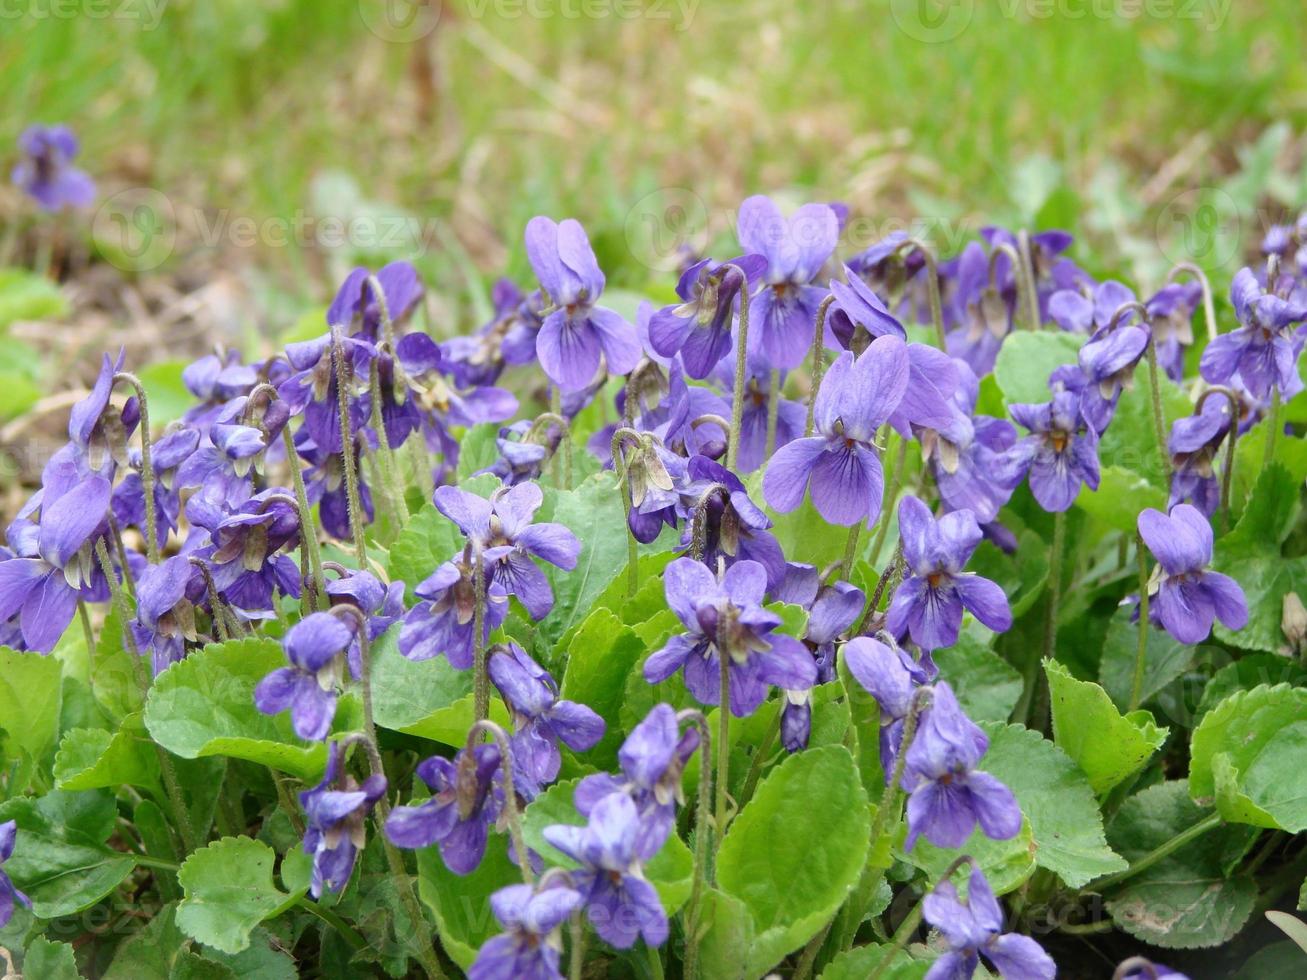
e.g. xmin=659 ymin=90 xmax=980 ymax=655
xmin=654 ymin=359 xmax=730 ymax=460
xmin=299 ymin=742 xmax=386 ymax=898
xmin=1009 ymin=388 xmax=1100 ymax=513
xmin=129 ymin=555 xmax=197 ymax=675
xmin=470 ymin=880 xmax=583 ymax=980
xmin=647 ymin=255 xmax=766 ymax=378
xmin=11 ymin=125 xmax=94 ymax=211
xmin=399 ymin=556 xmax=508 ymax=669
xmin=762 ymin=337 xmax=909 ymax=526
xmin=946 ymin=242 xmax=1014 ymax=376
xmin=1137 ymin=505 xmax=1247 ymax=644
xmin=643 ymin=558 xmax=817 ymax=717
xmin=982 ymin=226 xmax=1077 ymax=323
xmin=327 ymin=262 xmax=423 ymax=339
xmin=68 ymin=350 xmax=137 ymax=476
xmin=443 ymin=279 xmax=542 ymax=387
xmin=113 ymin=425 xmax=200 ymax=551
xmin=827 ymin=264 xmax=907 ymax=350
xmin=325 ymin=568 xmax=405 ymax=675
xmin=254 ymin=612 xmax=357 ymax=741
xmin=542 ymin=793 xmax=668 ymax=950
xmin=842 ymin=635 xmax=931 ymax=774
xmin=736 ymin=196 xmax=840 ymax=369
xmin=621 ymin=440 xmax=687 ymax=546
xmin=1145 ymin=282 xmax=1202 ymax=382
xmin=489 ymin=643 xmax=604 ymax=799
xmin=1200 ymin=267 xmax=1307 ymax=399
xmin=574 ymin=703 xmax=698 ymax=860
xmin=922 ymin=865 xmax=1055 ymax=980
xmin=197 ymin=490 xmax=302 ymax=620
xmin=386 ymin=744 xmax=502 ymax=875
xmin=525 ymin=216 xmax=640 ymax=391
xmin=888 ymin=497 xmax=1012 ymax=652
xmin=294 ymin=429 xmax=375 ymax=543
xmin=903 ymin=683 xmax=1020 ymax=850
xmin=681 ymin=455 xmax=785 ymax=590
xmin=277 ymin=333 xmax=375 ymax=454
xmin=0 ymin=472 xmax=110 ymax=652
xmin=0 ymin=820 xmax=30 ymax=928
xmin=1167 ymin=396 xmax=1233 ymax=517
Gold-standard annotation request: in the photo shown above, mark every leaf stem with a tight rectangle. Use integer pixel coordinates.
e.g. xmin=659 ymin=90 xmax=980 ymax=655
xmin=1130 ymin=531 xmax=1151 ymax=712
xmin=805 ymin=295 xmax=837 ymax=437
xmin=679 ymin=709 xmax=714 ymax=980
xmin=1085 ymin=812 xmax=1222 ymax=893
xmin=726 ymin=265 xmax=751 ymax=471
xmin=296 ymin=896 xmax=369 ymax=953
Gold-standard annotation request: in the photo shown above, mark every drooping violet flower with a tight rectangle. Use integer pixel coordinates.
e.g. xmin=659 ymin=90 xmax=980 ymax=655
xmin=0 ymin=472 xmax=110 ymax=652
xmin=113 ymin=425 xmax=200 ymax=552
xmin=574 ymin=703 xmax=698 ymax=860
xmin=294 ymin=429 xmax=375 ymax=543
xmin=180 ymin=350 xmax=260 ymax=432
xmin=324 ymin=568 xmax=405 ymax=675
xmin=542 ymin=793 xmax=668 ymax=950
xmin=1167 ymin=396 xmax=1233 ymax=517
xmin=277 ymin=333 xmax=375 ymax=454
xmin=826 ymin=263 xmax=907 ymax=351
xmin=129 ymin=555 xmax=198 ymax=675
xmin=1137 ymin=504 xmax=1247 ymax=644
xmin=982 ymin=226 xmax=1078 ymax=323
xmin=386 ymin=744 xmax=503 ymax=875
xmin=525 ymin=216 xmax=640 ymax=391
xmin=254 ymin=612 xmax=357 ymax=741
xmin=888 ymin=497 xmax=1012 ymax=651
xmin=68 ymin=349 xmax=138 ymax=476
xmin=713 ymin=358 xmax=805 ymax=473
xmin=488 ymin=643 xmax=605 ymax=800
xmin=620 ymin=439 xmax=687 ymax=545
xmin=647 ymin=255 xmax=766 ymax=378
xmin=762 ymin=337 xmax=909 ymax=526
xmin=327 ymin=261 xmax=423 ymax=340
xmin=643 ymin=558 xmax=816 ymax=717
xmin=481 ymin=420 xmax=554 ymax=486
xmin=736 ymin=195 xmax=840 ymax=369
xmin=842 ymin=635 xmax=931 ymax=774
xmin=654 ymin=359 xmax=730 ymax=460
xmin=0 ymin=821 xmax=30 ymax=928
xmin=922 ymin=865 xmax=1055 ymax=980
xmin=946 ymin=242 xmax=1014 ymax=376
xmin=11 ymin=124 xmax=95 ymax=211
xmin=1077 ymin=316 xmax=1149 ymax=432
xmin=399 ymin=556 xmax=508 ymax=669
xmin=1115 ymin=958 xmax=1190 ymax=980
xmin=443 ymin=279 xmax=543 ymax=387
xmin=1048 ymin=279 xmax=1136 ymax=336
xmin=681 ymin=454 xmax=786 ymax=590
xmin=1009 ymin=388 xmax=1100 ymax=513
xmin=196 ymin=490 xmax=302 ymax=620
xmin=1200 ymin=267 xmax=1307 ymax=400
xmin=1145 ymin=281 xmax=1202 ymax=382
xmin=433 ymin=483 xmax=581 ymax=619
xmin=470 ymin=880 xmax=584 ymax=980
xmin=903 ymin=683 xmax=1021 ymax=850
xmin=299 ymin=742 xmax=386 ymax=898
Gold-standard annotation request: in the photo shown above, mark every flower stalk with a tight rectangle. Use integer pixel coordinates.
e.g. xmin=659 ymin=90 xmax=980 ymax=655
xmin=1130 ymin=531 xmax=1151 ymax=713
xmin=894 ymin=239 xmax=946 ymax=349
xmin=805 ymin=294 xmax=837 ymax=437
xmin=677 ymin=708 xmax=713 ymax=980
xmin=725 ymin=263 xmax=751 ymax=471
xmin=113 ymin=371 xmax=159 ymax=562
xmin=330 ymin=325 xmax=368 ymax=563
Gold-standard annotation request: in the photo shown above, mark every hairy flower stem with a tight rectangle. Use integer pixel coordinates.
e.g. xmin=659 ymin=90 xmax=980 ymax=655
xmin=281 ymin=427 xmax=329 ymax=612
xmin=868 ymin=432 xmax=907 ymax=566
xmin=1264 ymin=390 xmax=1282 ymax=469
xmin=188 ymin=558 xmax=235 ymax=642
xmin=610 ymin=427 xmax=644 ymax=597
xmin=679 ymin=710 xmax=714 ymax=980
xmin=866 ymin=856 xmax=973 ymax=980
xmin=1144 ymin=341 xmax=1171 ymax=478
xmin=469 ymin=720 xmax=534 ymax=884
xmin=1086 ymin=813 xmax=1222 ymax=894
xmin=296 ymin=897 xmax=370 ymax=954
xmin=113 ymin=372 xmax=159 ymax=562
xmin=716 ymin=652 xmax=732 ymax=837
xmin=841 ymin=523 xmax=862 ymax=579
xmin=1196 ymin=387 xmax=1240 ymax=533
xmin=758 ymin=369 xmax=779 ymax=460
xmin=895 ymin=239 xmax=946 ymax=349
xmin=1167 ymin=262 xmax=1218 ymax=345
xmin=569 ymin=914 xmax=585 ymax=980
xmin=330 ymin=326 xmax=368 ymax=563
xmin=528 ymin=411 xmax=573 ymax=490
xmin=805 ymin=295 xmax=838 ymax=437
xmin=1129 ymin=531 xmax=1152 ymax=712
xmin=550 ymin=386 xmax=563 ymax=486
xmin=94 ymin=538 xmax=198 ymax=854
xmin=367 ymin=358 xmax=410 ymax=531
xmin=726 ymin=265 xmax=751 ymax=471
xmin=472 ymin=547 xmax=490 ymax=723
xmin=1017 ymin=230 xmax=1043 ymax=332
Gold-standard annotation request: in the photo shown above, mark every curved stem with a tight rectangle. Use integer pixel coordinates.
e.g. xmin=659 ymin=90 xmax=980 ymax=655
xmin=1144 ymin=341 xmax=1171 ymax=478
xmin=1016 ymin=230 xmax=1043 ymax=332
xmin=715 ymin=653 xmax=731 ymax=836
xmin=330 ymin=326 xmax=368 ymax=563
xmin=805 ymin=294 xmax=837 ymax=437
xmin=1167 ymin=261 xmax=1218 ymax=344
xmin=368 ymin=358 xmax=410 ymax=529
xmin=1264 ymin=389 xmax=1282 ymax=469
xmin=528 ymin=412 xmax=573 ymax=490
xmin=1087 ymin=812 xmax=1222 ymax=893
xmin=610 ymin=427 xmax=644 ymax=597
xmin=726 ymin=265 xmax=751 ymax=471
xmin=296 ymin=896 xmax=369 ymax=952
xmin=1130 ymin=531 xmax=1151 ymax=712
xmin=472 ymin=546 xmax=489 ymax=723
xmin=868 ymin=432 xmax=907 ymax=566
xmin=468 ymin=720 xmax=534 ymax=884
xmin=765 ymin=369 xmax=781 ymax=460
xmin=113 ymin=372 xmax=159 ymax=562
xmin=895 ymin=239 xmax=946 ymax=349
xmin=866 ymin=856 xmax=973 ymax=980
xmin=1196 ymin=386 xmax=1240 ymax=533
xmin=679 ymin=709 xmax=713 ymax=980
xmin=689 ymin=483 xmax=730 ymax=563
xmin=282 ymin=426 xmax=329 ymax=612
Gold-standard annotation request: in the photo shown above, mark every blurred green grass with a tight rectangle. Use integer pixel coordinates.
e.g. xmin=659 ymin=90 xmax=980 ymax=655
xmin=3 ymin=0 xmax=1306 ymax=306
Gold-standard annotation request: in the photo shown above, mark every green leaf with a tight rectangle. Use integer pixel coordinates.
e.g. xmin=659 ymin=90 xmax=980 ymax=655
xmin=53 ymin=714 xmax=161 ymax=792
xmin=416 ymin=831 xmax=519 ymax=969
xmin=1046 ymin=660 xmax=1167 ymax=794
xmin=993 ymin=330 xmax=1083 ymax=405
xmin=1189 ymin=683 xmax=1307 ymax=831
xmin=1098 ymin=607 xmax=1195 ymax=710
xmin=1106 ymin=780 xmax=1256 ymax=948
xmin=369 ymin=626 xmax=509 ymax=745
xmin=176 ymin=837 xmax=304 ymax=954
xmin=455 ymin=423 xmax=502 ymax=481
xmin=90 ymin=604 xmax=145 ymax=721
xmin=0 ymin=267 xmax=68 ymax=329
xmin=818 ymin=944 xmax=929 ymax=980
xmin=693 ymin=888 xmax=756 ymax=980
xmin=386 ymin=502 xmax=464 ymax=603
xmin=202 ymin=928 xmax=299 ymax=980
xmin=935 ymin=631 xmax=1023 ymax=724
xmin=978 ymin=723 xmax=1126 ymax=887
xmin=1234 ymin=942 xmax=1307 ymax=980
xmin=903 ymin=816 xmax=1036 ymax=897
xmin=0 ymin=645 xmax=64 ymax=763
xmin=134 ymin=359 xmax=195 ymax=427
xmin=558 ymin=609 xmax=648 ymax=768
xmin=170 ymin=951 xmax=239 ymax=980
xmin=0 ymin=790 xmax=136 ymax=917
xmin=1197 ymin=654 xmax=1307 ymax=721
xmin=22 ymin=937 xmax=80 ymax=980
xmin=1094 ymin=361 xmax=1192 ymax=489
xmin=716 ymin=745 xmax=870 ymax=976
xmin=967 ymin=532 xmax=1048 ymax=620
xmin=144 ymin=637 xmax=358 ymax=780
xmin=1076 ymin=465 xmax=1167 ymax=532
xmin=104 ymin=904 xmax=185 ymax=978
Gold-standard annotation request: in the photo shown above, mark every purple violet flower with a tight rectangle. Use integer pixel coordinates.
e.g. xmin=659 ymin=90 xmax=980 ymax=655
xmin=386 ymin=744 xmax=503 ymax=875
xmin=196 ymin=490 xmax=302 ymax=620
xmin=1145 ymin=281 xmax=1202 ymax=382
xmin=712 ymin=358 xmax=804 ymax=473
xmin=842 ymin=635 xmax=932 ymax=774
xmin=922 ymin=865 xmax=1055 ymax=980
xmin=129 ymin=555 xmax=197 ymax=675
xmin=1137 ymin=504 xmax=1247 ymax=644
xmin=542 ymin=793 xmax=668 ymax=950
xmin=113 ymin=425 xmax=200 ymax=551
xmin=0 ymin=821 xmax=30 ymax=928
xmin=1200 ymin=267 xmax=1307 ymax=400
xmin=525 ymin=216 xmax=640 ymax=391
xmin=470 ymin=880 xmax=583 ymax=980
xmin=762 ymin=337 xmax=909 ymax=527
xmin=11 ymin=124 xmax=95 ymax=211
xmin=827 ymin=263 xmax=907 ymax=350
xmin=254 ymin=612 xmax=357 ymax=741
xmin=681 ymin=454 xmax=786 ymax=590
xmin=1009 ymin=388 xmax=1100 ymax=513
xmin=946 ymin=242 xmax=1014 ymax=376
xmin=327 ymin=262 xmax=423 ymax=340
xmin=399 ymin=556 xmax=508 ymax=669
xmin=299 ymin=742 xmax=386 ymax=898
xmin=643 ymin=558 xmax=817 ymax=717
xmin=647 ymin=255 xmax=766 ymax=378
xmin=1168 ymin=396 xmax=1233 ymax=517
xmin=887 ymin=496 xmax=1012 ymax=652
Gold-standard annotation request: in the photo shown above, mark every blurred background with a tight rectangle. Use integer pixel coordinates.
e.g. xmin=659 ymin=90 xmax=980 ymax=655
xmin=2 ymin=0 xmax=1306 ymax=489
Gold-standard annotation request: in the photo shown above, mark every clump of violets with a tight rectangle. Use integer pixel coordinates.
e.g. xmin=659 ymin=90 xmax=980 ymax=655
xmin=1200 ymin=267 xmax=1307 ymax=399
xmin=1137 ymin=504 xmax=1248 ymax=644
xmin=299 ymin=742 xmax=386 ymax=898
xmin=525 ymin=216 xmax=640 ymax=391
xmin=643 ymin=558 xmax=816 ymax=717
xmin=470 ymin=879 xmax=583 ymax=980
xmin=1009 ymin=385 xmax=1100 ymax=513
xmin=887 ymin=496 xmax=1012 ymax=652
xmin=922 ymin=864 xmax=1055 ymax=980
xmin=542 ymin=793 xmax=668 ymax=950
xmin=763 ymin=337 xmax=909 ymax=526
xmin=254 ymin=612 xmax=357 ymax=741
xmin=11 ymin=124 xmax=95 ymax=211
xmin=0 ymin=821 xmax=29 ymax=928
